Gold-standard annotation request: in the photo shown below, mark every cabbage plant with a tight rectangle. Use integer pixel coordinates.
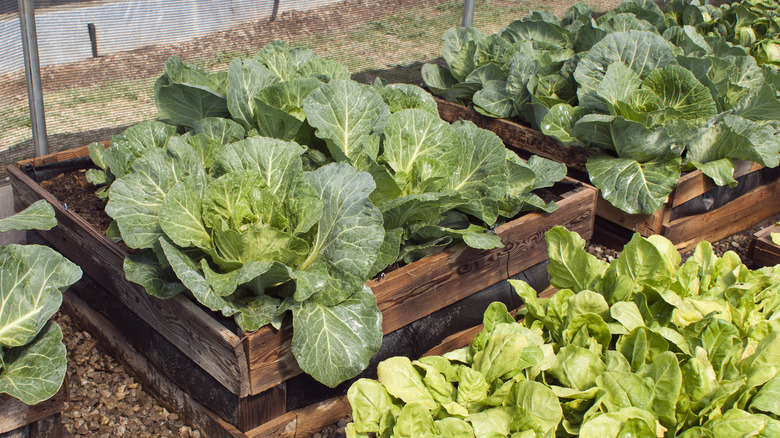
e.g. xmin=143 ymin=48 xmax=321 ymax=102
xmin=346 ymin=227 xmax=780 ymax=437
xmin=0 ymin=200 xmax=82 ymax=405
xmin=423 ymin=0 xmax=780 ymax=215
xmin=91 ymin=42 xmax=567 ymax=387
xmin=104 ymin=134 xmax=384 ymax=387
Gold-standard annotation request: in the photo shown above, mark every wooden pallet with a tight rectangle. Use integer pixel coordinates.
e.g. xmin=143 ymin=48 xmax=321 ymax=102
xmin=8 ymin=145 xmax=596 ymax=436
xmin=751 ymin=223 xmax=780 ymax=268
xmin=436 ymin=98 xmax=780 ymax=253
xmin=0 ymin=386 xmax=66 ymax=438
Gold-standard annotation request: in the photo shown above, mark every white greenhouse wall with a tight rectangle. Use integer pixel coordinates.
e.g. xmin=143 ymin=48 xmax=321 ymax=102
xmin=0 ymin=0 xmax=344 ymax=74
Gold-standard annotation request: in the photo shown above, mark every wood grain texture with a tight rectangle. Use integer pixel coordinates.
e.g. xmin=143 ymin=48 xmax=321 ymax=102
xmin=8 ymin=164 xmax=249 ymax=397
xmin=663 ymin=177 xmax=780 ymax=253
xmin=244 ymin=395 xmax=351 ymax=438
xmin=751 ymin=224 xmax=780 ymax=268
xmin=0 ymin=388 xmax=66 ymax=434
xmin=594 ymin=195 xmax=667 ymax=236
xmin=672 ymin=161 xmax=763 ymax=208
xmin=435 ymin=98 xmax=595 ymax=172
xmin=61 ymin=291 xmax=248 ymax=438
xmin=238 ymin=384 xmax=286 ymax=432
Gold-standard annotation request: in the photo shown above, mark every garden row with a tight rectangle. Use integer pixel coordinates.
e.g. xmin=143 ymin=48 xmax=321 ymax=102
xmin=3 ymin=0 xmax=780 ymax=436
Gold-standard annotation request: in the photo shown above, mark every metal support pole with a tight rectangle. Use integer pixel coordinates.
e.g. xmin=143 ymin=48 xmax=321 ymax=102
xmin=462 ymin=0 xmax=475 ymax=27
xmin=18 ymin=0 xmax=49 ymax=157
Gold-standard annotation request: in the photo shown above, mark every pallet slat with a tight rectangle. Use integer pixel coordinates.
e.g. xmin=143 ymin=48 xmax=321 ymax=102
xmin=435 ymin=98 xmax=595 ymax=171
xmin=662 ymin=176 xmax=780 ymax=252
xmin=0 ymin=388 xmax=66 ymax=435
xmin=751 ymin=224 xmax=780 ymax=268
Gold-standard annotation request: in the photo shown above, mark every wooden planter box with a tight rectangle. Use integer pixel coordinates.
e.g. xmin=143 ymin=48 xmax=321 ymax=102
xmin=436 ymin=98 xmax=780 ymax=253
xmin=9 ymin=145 xmax=596 ymax=437
xmin=751 ymin=223 xmax=780 ymax=268
xmin=0 ymin=385 xmax=66 ymax=438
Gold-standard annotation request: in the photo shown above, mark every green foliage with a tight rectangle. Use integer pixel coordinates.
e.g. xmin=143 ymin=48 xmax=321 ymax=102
xmin=424 ymin=0 xmax=780 ymax=215
xmin=0 ymin=201 xmax=82 ymax=405
xmin=347 ymin=226 xmax=780 ymax=436
xmin=92 ymin=41 xmax=568 ymax=388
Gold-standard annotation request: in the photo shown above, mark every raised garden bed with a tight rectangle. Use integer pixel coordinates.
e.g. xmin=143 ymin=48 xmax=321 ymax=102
xmin=0 ymin=385 xmax=67 ymax=438
xmin=9 ymin=145 xmax=596 ymax=437
xmin=436 ymin=98 xmax=780 ymax=253
xmin=751 ymin=223 xmax=780 ymax=268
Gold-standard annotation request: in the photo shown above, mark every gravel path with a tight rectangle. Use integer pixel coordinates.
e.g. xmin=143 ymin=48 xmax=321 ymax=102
xmin=55 ymin=215 xmax=777 ymax=438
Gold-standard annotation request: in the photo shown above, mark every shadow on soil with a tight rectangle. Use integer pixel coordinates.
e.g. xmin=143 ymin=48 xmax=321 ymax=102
xmin=352 ymin=59 xmax=441 ymax=85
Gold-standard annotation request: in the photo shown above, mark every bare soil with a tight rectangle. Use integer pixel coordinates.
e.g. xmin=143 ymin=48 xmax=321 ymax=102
xmin=40 ymin=169 xmax=112 ymax=234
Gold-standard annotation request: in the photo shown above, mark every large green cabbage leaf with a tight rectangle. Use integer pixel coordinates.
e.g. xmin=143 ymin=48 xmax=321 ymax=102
xmin=0 ymin=200 xmax=82 ymax=404
xmin=95 ymin=42 xmax=568 ymax=387
xmin=106 ymin=134 xmax=385 ymax=386
xmin=424 ymin=0 xmax=780 ymax=215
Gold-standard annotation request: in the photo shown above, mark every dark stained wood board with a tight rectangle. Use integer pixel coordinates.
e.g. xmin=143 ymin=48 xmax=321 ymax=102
xmin=751 ymin=224 xmax=780 ymax=268
xmin=435 ymin=97 xmax=594 ymax=174
xmin=0 ymin=386 xmax=66 ymax=435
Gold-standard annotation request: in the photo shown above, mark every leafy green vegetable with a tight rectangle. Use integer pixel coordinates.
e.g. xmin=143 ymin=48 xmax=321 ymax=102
xmin=424 ymin=0 xmax=780 ymax=215
xmin=0 ymin=200 xmax=82 ymax=405
xmin=106 ymin=135 xmax=384 ymax=386
xmin=347 ymin=226 xmax=780 ymax=436
xmin=93 ymin=41 xmax=568 ymax=387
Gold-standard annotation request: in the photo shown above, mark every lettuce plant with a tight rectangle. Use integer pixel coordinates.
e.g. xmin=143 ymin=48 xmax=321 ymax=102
xmin=346 ymin=227 xmax=780 ymax=437
xmin=0 ymin=200 xmax=82 ymax=405
xmin=423 ymin=0 xmax=780 ymax=216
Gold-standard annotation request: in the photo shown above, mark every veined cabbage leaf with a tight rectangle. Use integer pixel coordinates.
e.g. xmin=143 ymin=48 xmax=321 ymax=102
xmin=0 ymin=200 xmax=82 ymax=405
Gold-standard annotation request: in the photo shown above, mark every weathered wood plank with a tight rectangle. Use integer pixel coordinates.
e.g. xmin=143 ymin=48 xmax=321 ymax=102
xmin=663 ymin=176 xmax=780 ymax=253
xmin=594 ymin=195 xmax=667 ymax=237
xmin=435 ymin=98 xmax=595 ymax=172
xmin=751 ymin=224 xmax=780 ymax=268
xmin=672 ymin=161 xmax=764 ymax=208
xmin=0 ymin=388 xmax=66 ymax=435
xmin=61 ymin=291 xmax=248 ymax=438
xmin=244 ymin=395 xmax=352 ymax=438
xmin=8 ymin=165 xmax=249 ymax=397
xmin=238 ymin=384 xmax=287 ymax=432
xmin=27 ymin=414 xmax=62 ymax=438
xmin=15 ymin=145 xmax=92 ymax=168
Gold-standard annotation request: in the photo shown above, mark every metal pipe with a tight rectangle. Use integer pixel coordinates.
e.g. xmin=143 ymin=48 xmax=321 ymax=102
xmin=462 ymin=0 xmax=475 ymax=27
xmin=88 ymin=23 xmax=99 ymax=58
xmin=18 ymin=0 xmax=49 ymax=157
